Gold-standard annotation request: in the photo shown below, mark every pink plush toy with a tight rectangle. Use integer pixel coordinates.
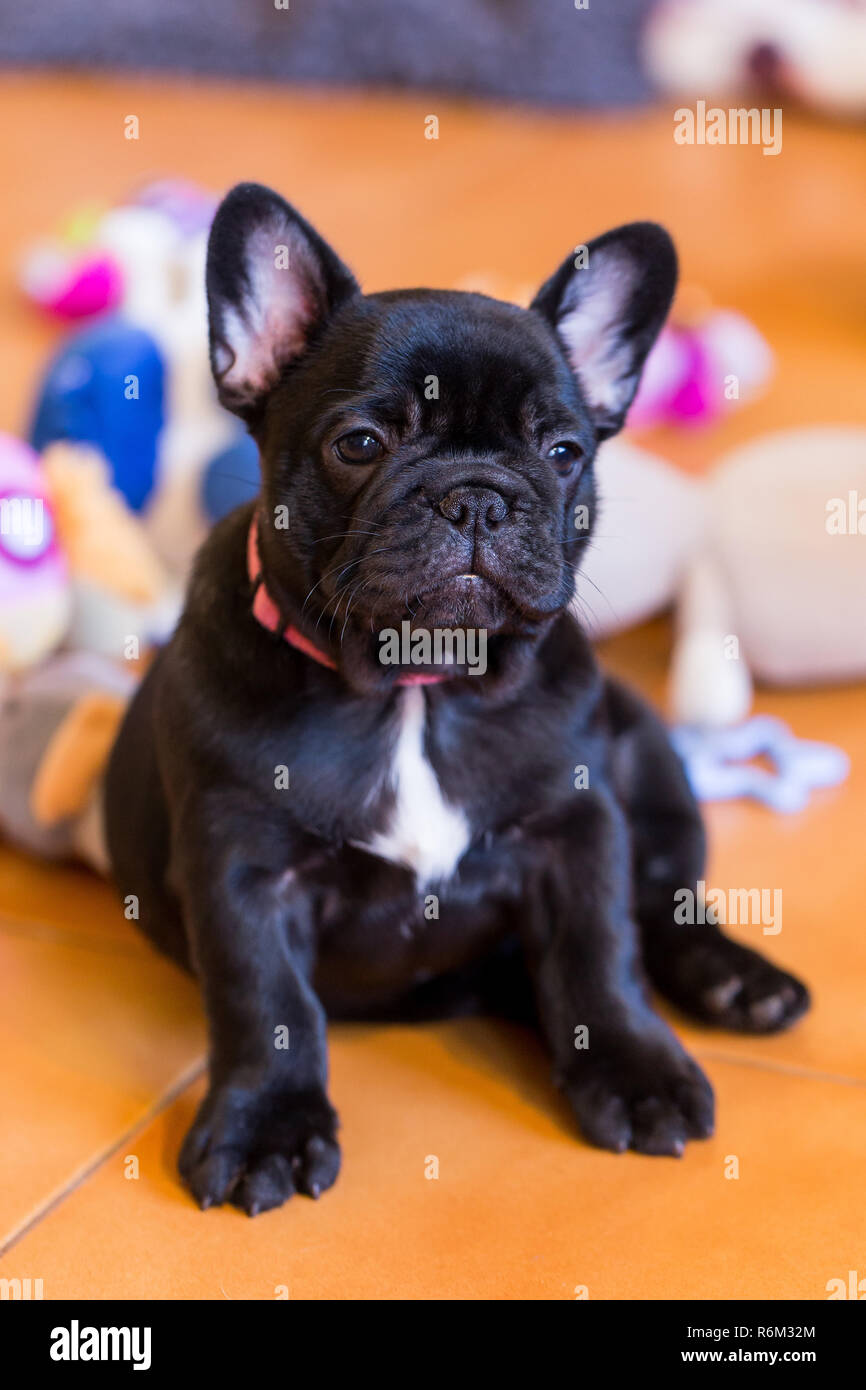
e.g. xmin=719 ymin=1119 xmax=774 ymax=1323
xmin=19 ymin=205 xmax=123 ymax=321
xmin=0 ymin=434 xmax=70 ymax=670
xmin=20 ymin=249 xmax=122 ymax=320
xmin=628 ymin=300 xmax=773 ymax=430
xmin=17 ymin=181 xmax=217 ymax=324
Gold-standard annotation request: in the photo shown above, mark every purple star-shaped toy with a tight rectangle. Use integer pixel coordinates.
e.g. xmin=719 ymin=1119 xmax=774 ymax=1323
xmin=671 ymin=715 xmax=850 ymax=813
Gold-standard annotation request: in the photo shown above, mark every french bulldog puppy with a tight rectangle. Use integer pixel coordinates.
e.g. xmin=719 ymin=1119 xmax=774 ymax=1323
xmin=105 ymin=183 xmax=809 ymax=1215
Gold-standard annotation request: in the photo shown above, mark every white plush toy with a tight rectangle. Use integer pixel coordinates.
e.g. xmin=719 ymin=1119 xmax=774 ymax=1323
xmin=94 ymin=206 xmax=236 ymax=573
xmin=645 ymin=0 xmax=866 ymax=117
xmin=578 ymin=426 xmax=866 ymax=727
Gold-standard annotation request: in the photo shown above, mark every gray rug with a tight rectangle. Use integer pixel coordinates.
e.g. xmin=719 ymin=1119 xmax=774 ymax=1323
xmin=0 ymin=0 xmax=655 ymax=108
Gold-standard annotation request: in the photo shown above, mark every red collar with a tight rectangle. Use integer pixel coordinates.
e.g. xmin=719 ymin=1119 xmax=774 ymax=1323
xmin=247 ymin=514 xmax=447 ymax=685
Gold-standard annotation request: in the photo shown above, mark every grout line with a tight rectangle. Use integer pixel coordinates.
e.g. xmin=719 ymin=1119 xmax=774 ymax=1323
xmin=693 ymin=1046 xmax=866 ymax=1090
xmin=0 ymin=1057 xmax=206 ymax=1261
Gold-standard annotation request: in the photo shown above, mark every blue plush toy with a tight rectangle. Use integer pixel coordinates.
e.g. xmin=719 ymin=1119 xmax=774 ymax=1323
xmin=30 ymin=318 xmax=165 ymax=514
xmin=29 ymin=309 xmax=257 ymax=553
xmin=200 ymin=432 xmax=260 ymax=524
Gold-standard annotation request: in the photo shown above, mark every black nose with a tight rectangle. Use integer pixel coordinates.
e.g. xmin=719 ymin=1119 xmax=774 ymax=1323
xmin=437 ymin=486 xmax=509 ymax=534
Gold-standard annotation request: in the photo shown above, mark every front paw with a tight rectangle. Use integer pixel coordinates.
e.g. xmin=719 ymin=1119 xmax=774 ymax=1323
xmin=561 ymin=1034 xmax=714 ymax=1157
xmin=179 ymin=1081 xmax=341 ymax=1216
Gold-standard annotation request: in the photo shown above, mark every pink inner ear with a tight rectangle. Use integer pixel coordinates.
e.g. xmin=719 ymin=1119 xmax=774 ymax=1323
xmin=219 ymin=222 xmax=321 ymax=403
xmin=556 ymin=253 xmax=639 ymax=415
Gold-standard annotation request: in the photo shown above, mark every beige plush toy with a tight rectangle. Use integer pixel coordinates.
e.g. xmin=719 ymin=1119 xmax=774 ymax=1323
xmin=645 ymin=0 xmax=866 ymax=117
xmin=578 ymin=426 xmax=866 ymax=726
xmin=41 ymin=441 xmax=180 ymax=659
xmin=0 ymin=441 xmax=178 ymax=866
xmin=0 ymin=651 xmax=134 ymax=869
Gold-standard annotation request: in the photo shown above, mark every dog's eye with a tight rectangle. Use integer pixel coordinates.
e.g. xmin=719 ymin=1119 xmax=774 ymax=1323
xmin=334 ymin=431 xmax=384 ymax=465
xmin=546 ymin=442 xmax=584 ymax=477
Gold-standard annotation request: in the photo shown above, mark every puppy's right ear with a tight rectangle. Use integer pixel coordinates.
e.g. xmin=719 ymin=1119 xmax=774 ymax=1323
xmin=206 ymin=183 xmax=359 ymax=422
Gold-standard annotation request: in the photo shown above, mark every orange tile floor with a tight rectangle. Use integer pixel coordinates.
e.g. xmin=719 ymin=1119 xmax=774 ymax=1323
xmin=0 ymin=73 xmax=864 ymax=1300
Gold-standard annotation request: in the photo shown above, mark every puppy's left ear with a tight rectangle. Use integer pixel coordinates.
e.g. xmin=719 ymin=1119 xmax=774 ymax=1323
xmin=531 ymin=223 xmax=677 ymax=440
xmin=206 ymin=182 xmax=360 ymax=422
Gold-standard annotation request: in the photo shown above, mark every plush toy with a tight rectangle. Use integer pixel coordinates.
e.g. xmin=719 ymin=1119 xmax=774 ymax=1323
xmin=627 ymin=293 xmax=773 ymax=430
xmin=0 ymin=651 xmax=134 ymax=869
xmin=31 ymin=318 xmax=166 ymax=514
xmin=671 ymin=718 xmax=849 ymax=815
xmin=666 ymin=427 xmax=866 ymax=722
xmin=0 ymin=434 xmax=70 ymax=671
xmin=18 ymin=181 xmax=216 ymax=325
xmin=25 ymin=182 xmax=234 ymax=575
xmin=20 ymin=245 xmax=122 ymax=322
xmin=583 ymin=425 xmax=866 ymax=702
xmin=0 ymin=434 xmax=179 ymax=672
xmin=129 ymin=178 xmax=216 ymax=239
xmin=0 ymin=436 xmax=177 ymax=864
xmin=18 ymin=203 xmax=123 ymax=321
xmin=89 ymin=193 xmax=236 ymax=572
xmin=645 ymin=0 xmax=866 ymax=118
xmin=200 ymin=432 xmax=260 ymax=524
xmin=578 ymin=426 xmax=865 ymax=806
xmin=41 ymin=442 xmax=181 ymax=658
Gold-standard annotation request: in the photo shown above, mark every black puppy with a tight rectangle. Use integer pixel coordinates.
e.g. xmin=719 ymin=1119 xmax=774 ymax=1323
xmin=105 ymin=183 xmax=809 ymax=1215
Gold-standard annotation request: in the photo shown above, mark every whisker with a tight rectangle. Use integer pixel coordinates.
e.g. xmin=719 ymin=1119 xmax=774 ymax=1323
xmin=302 ymin=545 xmax=400 ymax=617
xmin=340 ymin=576 xmax=375 ymax=644
xmin=313 ymin=545 xmax=405 ymax=631
xmin=311 ymin=530 xmax=384 ymax=545
xmin=302 ymin=558 xmax=360 ymax=616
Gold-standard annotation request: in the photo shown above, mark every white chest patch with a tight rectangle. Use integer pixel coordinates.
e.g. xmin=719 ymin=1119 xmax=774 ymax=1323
xmin=358 ymin=686 xmax=470 ymax=886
